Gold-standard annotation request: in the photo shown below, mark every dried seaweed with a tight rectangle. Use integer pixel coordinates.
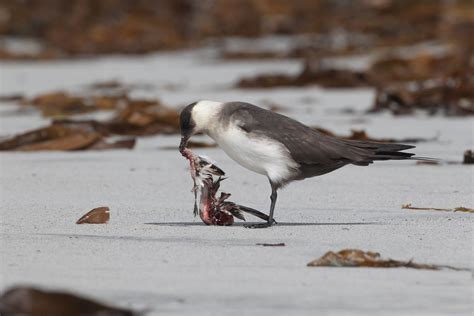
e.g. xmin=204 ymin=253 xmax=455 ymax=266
xmin=87 ymin=80 xmax=125 ymax=90
xmin=17 ymin=133 xmax=101 ymax=151
xmin=221 ymin=51 xmax=288 ymax=60
xmin=463 ymin=150 xmax=474 ymax=164
xmin=402 ymin=204 xmax=474 ymax=214
xmin=237 ymin=49 xmax=474 ymax=115
xmin=368 ymin=54 xmax=454 ymax=84
xmin=107 ymin=102 xmax=180 ymax=135
xmin=0 ymin=94 xmax=25 ymax=102
xmin=25 ymin=92 xmax=102 ymax=117
xmin=236 ymin=45 xmax=473 ymax=116
xmin=7 ymin=81 xmax=168 ymax=123
xmin=220 ymin=36 xmax=369 ymax=61
xmin=54 ymin=108 xmax=179 ymax=137
xmin=368 ymin=51 xmax=474 ymax=116
xmin=20 ymin=91 xmax=149 ymax=118
xmin=0 ymin=86 xmax=182 ymax=151
xmin=237 ymin=61 xmax=372 ymax=89
xmin=76 ymin=207 xmax=110 ymax=224
xmin=415 ymin=150 xmax=474 ymax=166
xmin=0 ymin=286 xmax=136 ymax=316
xmin=370 ymin=80 xmax=474 ymax=116
xmin=0 ymin=125 xmax=99 ymax=151
xmin=307 ymin=249 xmax=469 ymax=271
xmin=0 ymin=124 xmax=136 ymax=152
xmin=86 ymin=80 xmax=155 ymax=95
xmin=237 ymin=51 xmax=467 ymax=90
xmin=416 ymin=160 xmax=441 ymax=166
xmin=0 ymin=125 xmax=73 ymax=150
xmin=256 ymin=243 xmax=286 ymax=247
xmin=1 ymin=1 xmax=465 ymax=58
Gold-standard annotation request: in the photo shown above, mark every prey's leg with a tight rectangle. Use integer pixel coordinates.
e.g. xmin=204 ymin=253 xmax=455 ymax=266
xmin=244 ymin=183 xmax=278 ymax=229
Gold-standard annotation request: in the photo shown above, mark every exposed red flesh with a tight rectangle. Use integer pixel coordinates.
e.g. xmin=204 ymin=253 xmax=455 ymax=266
xmin=199 ymin=178 xmax=234 ymax=226
xmin=181 ymin=148 xmax=234 ymax=226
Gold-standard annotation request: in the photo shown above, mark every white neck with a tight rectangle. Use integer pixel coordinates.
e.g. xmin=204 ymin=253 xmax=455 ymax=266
xmin=192 ymin=100 xmax=224 ymax=132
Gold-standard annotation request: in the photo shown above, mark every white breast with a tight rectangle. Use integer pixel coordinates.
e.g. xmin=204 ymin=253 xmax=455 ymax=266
xmin=208 ymin=124 xmax=299 ymax=184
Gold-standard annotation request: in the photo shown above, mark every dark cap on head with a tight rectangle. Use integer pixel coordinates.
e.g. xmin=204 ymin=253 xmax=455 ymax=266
xmin=179 ymin=102 xmax=197 ymax=151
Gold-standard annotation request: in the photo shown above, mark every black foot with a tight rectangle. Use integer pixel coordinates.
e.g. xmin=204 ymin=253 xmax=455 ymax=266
xmin=244 ymin=220 xmax=276 ymax=229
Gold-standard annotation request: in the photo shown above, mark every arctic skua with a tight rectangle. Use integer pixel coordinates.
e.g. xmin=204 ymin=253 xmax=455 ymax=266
xmin=179 ymin=100 xmax=420 ymax=228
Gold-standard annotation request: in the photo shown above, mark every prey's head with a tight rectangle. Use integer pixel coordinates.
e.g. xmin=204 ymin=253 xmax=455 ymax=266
xmin=179 ymin=100 xmax=223 ymax=151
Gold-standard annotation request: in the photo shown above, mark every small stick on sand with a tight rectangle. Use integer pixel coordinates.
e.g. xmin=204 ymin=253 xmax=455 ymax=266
xmin=402 ymin=204 xmax=474 ymax=213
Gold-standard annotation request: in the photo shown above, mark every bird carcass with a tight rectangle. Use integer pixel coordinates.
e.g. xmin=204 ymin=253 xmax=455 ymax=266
xmin=180 ymin=148 xmax=268 ymax=226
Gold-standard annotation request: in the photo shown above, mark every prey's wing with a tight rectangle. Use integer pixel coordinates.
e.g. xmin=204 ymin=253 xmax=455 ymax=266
xmin=221 ymin=102 xmax=367 ymax=165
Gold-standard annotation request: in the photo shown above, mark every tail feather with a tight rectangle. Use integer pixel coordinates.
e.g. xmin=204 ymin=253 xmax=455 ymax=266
xmin=341 ymin=139 xmax=429 ymax=165
xmin=373 ymin=150 xmax=415 ymax=159
xmin=344 ymin=140 xmax=415 ymax=152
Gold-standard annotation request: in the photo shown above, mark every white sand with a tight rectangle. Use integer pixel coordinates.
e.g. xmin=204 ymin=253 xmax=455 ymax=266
xmin=0 ymin=48 xmax=472 ymax=315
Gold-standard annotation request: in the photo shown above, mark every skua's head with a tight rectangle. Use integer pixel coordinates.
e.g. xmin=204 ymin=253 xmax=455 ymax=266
xmin=179 ymin=100 xmax=223 ymax=151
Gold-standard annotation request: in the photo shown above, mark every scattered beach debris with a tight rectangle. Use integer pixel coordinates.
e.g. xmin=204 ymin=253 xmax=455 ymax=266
xmin=415 ymin=150 xmax=474 ymax=166
xmin=370 ymin=79 xmax=474 ymax=116
xmin=54 ymin=103 xmax=180 ymax=137
xmin=237 ymin=52 xmax=461 ymax=89
xmin=0 ymin=125 xmax=100 ymax=151
xmin=416 ymin=160 xmax=441 ymax=166
xmin=236 ymin=50 xmax=473 ymax=117
xmin=416 ymin=159 xmax=467 ymax=166
xmin=0 ymin=124 xmax=135 ymax=151
xmin=0 ymin=286 xmax=136 ymax=316
xmin=307 ymin=249 xmax=468 ymax=271
xmin=2 ymin=1 xmax=468 ymax=58
xmin=100 ymin=101 xmax=180 ymax=136
xmin=368 ymin=53 xmax=453 ymax=83
xmin=0 ymin=94 xmax=25 ymax=103
xmin=1 ymin=81 xmax=175 ymax=126
xmin=219 ymin=32 xmax=372 ymax=61
xmin=0 ymin=45 xmax=59 ymax=60
xmin=221 ymin=50 xmax=288 ymax=60
xmin=0 ymin=82 xmax=183 ymax=152
xmin=463 ymin=150 xmax=474 ymax=164
xmin=237 ymin=60 xmax=372 ymax=89
xmin=256 ymin=243 xmax=286 ymax=247
xmin=88 ymin=80 xmax=125 ymax=90
xmin=402 ymin=204 xmax=474 ymax=214
xmin=19 ymin=88 xmax=165 ymax=119
xmin=180 ymin=148 xmax=269 ymax=226
xmin=23 ymin=91 xmax=120 ymax=117
xmin=76 ymin=207 xmax=110 ymax=224
xmin=368 ymin=51 xmax=474 ymax=116
xmin=86 ymin=80 xmax=156 ymax=95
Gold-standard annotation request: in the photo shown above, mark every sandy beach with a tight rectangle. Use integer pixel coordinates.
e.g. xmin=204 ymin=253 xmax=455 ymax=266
xmin=0 ymin=48 xmax=472 ymax=315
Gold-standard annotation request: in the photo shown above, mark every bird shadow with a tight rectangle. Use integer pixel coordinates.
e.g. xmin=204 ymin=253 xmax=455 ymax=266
xmin=144 ymin=221 xmax=381 ymax=227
